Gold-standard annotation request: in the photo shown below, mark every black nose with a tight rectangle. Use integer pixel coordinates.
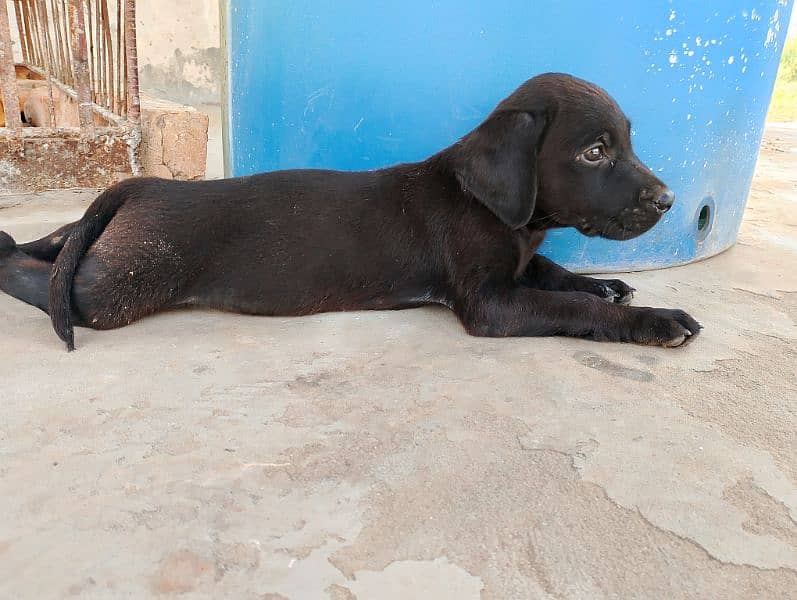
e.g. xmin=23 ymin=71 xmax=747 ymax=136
xmin=642 ymin=188 xmax=675 ymax=213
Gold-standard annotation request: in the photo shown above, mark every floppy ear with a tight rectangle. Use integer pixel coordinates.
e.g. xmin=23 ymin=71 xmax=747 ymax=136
xmin=450 ymin=110 xmax=549 ymax=229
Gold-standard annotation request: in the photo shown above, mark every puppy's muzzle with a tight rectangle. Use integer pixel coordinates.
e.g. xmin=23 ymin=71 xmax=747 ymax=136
xmin=640 ymin=187 xmax=675 ymax=214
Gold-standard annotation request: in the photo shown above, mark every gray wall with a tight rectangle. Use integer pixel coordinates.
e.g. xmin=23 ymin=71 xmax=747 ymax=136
xmin=136 ymin=0 xmax=222 ymax=105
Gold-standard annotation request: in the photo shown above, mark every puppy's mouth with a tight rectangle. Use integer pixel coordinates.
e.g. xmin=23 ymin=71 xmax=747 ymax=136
xmin=577 ymin=210 xmax=663 ymax=241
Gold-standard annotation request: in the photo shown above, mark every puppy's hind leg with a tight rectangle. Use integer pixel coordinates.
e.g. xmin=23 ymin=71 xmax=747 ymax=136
xmin=0 ymin=231 xmax=54 ymax=314
xmin=2 ymin=229 xmax=170 ymax=340
xmin=17 ymin=221 xmax=78 ymax=261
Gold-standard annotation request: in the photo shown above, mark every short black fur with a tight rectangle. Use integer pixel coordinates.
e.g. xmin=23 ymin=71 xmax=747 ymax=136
xmin=0 ymin=73 xmax=701 ymax=350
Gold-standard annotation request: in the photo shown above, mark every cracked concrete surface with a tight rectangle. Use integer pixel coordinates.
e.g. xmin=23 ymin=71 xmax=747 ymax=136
xmin=0 ymin=126 xmax=796 ymax=598
xmin=140 ymin=95 xmax=211 ymax=181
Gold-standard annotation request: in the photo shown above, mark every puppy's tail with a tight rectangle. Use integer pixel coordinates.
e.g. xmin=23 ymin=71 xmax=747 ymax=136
xmin=49 ymin=182 xmax=131 ymax=351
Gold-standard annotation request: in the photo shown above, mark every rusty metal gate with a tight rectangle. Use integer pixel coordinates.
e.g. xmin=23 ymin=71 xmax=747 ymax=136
xmin=0 ymin=0 xmax=140 ymax=193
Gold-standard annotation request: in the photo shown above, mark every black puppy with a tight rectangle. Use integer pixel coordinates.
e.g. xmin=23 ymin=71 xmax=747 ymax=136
xmin=0 ymin=73 xmax=700 ymax=351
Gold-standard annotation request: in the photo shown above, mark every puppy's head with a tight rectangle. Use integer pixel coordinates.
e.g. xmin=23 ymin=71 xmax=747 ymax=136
xmin=447 ymin=73 xmax=673 ymax=240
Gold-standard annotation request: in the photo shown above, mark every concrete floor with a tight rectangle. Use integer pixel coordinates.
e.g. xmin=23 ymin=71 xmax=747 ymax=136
xmin=0 ymin=126 xmax=796 ymax=599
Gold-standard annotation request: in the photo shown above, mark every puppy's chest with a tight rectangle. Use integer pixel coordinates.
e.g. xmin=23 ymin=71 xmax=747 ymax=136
xmin=513 ymin=229 xmax=546 ymax=279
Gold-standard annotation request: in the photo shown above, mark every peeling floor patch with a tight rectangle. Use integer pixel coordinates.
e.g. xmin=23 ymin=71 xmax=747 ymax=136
xmin=347 ymin=558 xmax=483 ymax=600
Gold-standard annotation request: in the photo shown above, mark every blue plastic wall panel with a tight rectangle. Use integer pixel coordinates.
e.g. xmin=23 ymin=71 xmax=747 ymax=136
xmin=224 ymin=1 xmax=793 ymax=272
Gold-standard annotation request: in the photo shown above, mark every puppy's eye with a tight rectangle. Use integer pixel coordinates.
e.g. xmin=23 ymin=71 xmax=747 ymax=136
xmin=582 ymin=145 xmax=605 ymax=163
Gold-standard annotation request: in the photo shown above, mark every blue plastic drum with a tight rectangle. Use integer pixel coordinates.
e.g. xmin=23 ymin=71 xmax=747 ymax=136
xmin=222 ymin=1 xmax=793 ymax=272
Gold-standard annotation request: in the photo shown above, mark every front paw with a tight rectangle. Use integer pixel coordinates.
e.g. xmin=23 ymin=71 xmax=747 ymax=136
xmin=593 ymin=278 xmax=635 ymax=305
xmin=631 ymin=308 xmax=702 ymax=347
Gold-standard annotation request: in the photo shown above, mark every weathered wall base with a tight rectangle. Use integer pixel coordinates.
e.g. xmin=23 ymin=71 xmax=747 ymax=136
xmin=0 ymin=132 xmax=135 ymax=194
